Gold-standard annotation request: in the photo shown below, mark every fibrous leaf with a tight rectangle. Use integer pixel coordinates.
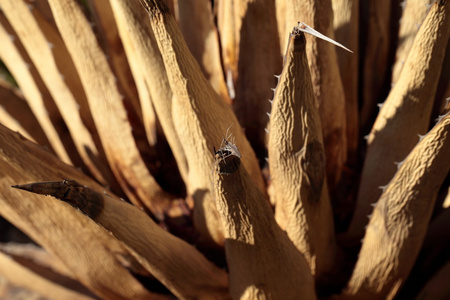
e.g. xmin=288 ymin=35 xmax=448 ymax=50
xmin=347 ymin=0 xmax=450 ymax=242
xmin=268 ymin=25 xmax=335 ymax=277
xmin=213 ymin=142 xmax=316 ymax=299
xmin=344 ymin=112 xmax=450 ymax=299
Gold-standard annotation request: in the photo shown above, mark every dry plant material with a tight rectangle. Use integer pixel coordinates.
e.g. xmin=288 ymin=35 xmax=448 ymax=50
xmin=391 ymin=0 xmax=433 ymax=84
xmin=346 ymin=0 xmax=450 ymax=242
xmin=332 ymin=0 xmax=359 ymax=162
xmin=88 ymin=0 xmax=145 ymax=131
xmin=0 ymin=0 xmax=449 ymax=298
xmin=27 ymin=1 xmax=102 ymax=152
xmin=0 ymin=251 xmax=94 ymax=300
xmin=0 ymin=243 xmax=74 ymax=279
xmin=1 ymin=0 xmax=111 ymax=186
xmin=0 ymin=18 xmax=72 ymax=164
xmin=109 ymin=0 xmax=188 ymax=182
xmin=0 ymin=125 xmax=162 ymax=299
xmin=213 ymin=141 xmax=316 ymax=300
xmin=217 ymin=0 xmax=281 ymax=159
xmin=47 ymin=0 xmax=173 ymax=220
xmin=107 ymin=0 xmax=159 ymax=147
xmin=0 ymin=80 xmax=48 ymax=145
xmin=343 ymin=112 xmax=450 ymax=299
xmin=0 ymin=242 xmax=95 ymax=298
xmin=13 ymin=179 xmax=230 ymax=300
xmin=277 ymin=0 xmax=348 ymax=189
xmin=268 ymin=26 xmax=335 ymax=277
xmin=176 ymin=0 xmax=230 ymax=104
xmin=359 ymin=0 xmax=392 ymax=131
xmin=139 ymin=0 xmax=265 ymax=246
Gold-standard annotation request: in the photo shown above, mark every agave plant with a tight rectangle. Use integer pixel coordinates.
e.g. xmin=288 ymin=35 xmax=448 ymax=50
xmin=0 ymin=0 xmax=449 ymax=299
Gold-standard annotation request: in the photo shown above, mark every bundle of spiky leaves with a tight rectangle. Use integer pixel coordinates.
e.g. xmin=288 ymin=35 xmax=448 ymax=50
xmin=0 ymin=0 xmax=449 ymax=299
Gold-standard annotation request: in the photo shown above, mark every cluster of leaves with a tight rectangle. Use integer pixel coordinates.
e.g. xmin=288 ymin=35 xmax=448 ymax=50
xmin=0 ymin=0 xmax=449 ymax=299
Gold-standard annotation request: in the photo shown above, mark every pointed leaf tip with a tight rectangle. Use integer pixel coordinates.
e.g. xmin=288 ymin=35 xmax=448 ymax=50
xmin=11 ymin=183 xmax=34 ymax=192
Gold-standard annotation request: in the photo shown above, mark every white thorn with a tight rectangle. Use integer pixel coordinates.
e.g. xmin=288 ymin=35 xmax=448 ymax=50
xmin=48 ymin=42 xmax=54 ymax=49
xmin=379 ymin=185 xmax=388 ymax=192
xmin=364 ymin=134 xmax=370 ymax=141
xmin=360 ymin=238 xmax=364 ymax=244
xmin=295 ymin=22 xmax=353 ymax=53
xmin=394 ymin=161 xmax=404 ymax=169
xmin=266 ymin=112 xmax=271 ymax=118
xmin=367 ymin=214 xmax=372 ymax=219
xmin=370 ymin=202 xmax=377 ymax=207
xmin=8 ymin=34 xmax=15 ymax=42
xmin=120 ymin=198 xmax=126 ymax=202
xmin=418 ymin=134 xmax=426 ymax=142
xmin=274 ymin=74 xmax=280 ymax=79
xmin=265 ymin=157 xmax=269 ymax=163
xmin=271 ymin=88 xmax=276 ymax=92
xmin=400 ymin=1 xmax=407 ymax=9
xmin=265 ymin=128 xmax=269 ymax=134
xmin=268 ymin=99 xmax=273 ymax=104
xmin=377 ymin=103 xmax=383 ymax=109
xmin=27 ymin=4 xmax=34 ymax=10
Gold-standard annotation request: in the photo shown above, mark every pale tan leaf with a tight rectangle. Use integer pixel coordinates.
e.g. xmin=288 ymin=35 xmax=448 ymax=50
xmin=268 ymin=28 xmax=335 ymax=277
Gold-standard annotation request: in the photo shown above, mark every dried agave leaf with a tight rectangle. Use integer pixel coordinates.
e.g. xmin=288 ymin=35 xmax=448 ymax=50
xmin=0 ymin=80 xmax=48 ymax=145
xmin=139 ymin=0 xmax=265 ymax=246
xmin=87 ymin=0 xmax=149 ymax=142
xmin=278 ymin=0 xmax=348 ymax=190
xmin=177 ymin=0 xmax=230 ymax=104
xmin=109 ymin=0 xmax=188 ymax=182
xmin=0 ymin=243 xmax=73 ymax=279
xmin=344 ymin=112 xmax=450 ymax=299
xmin=217 ymin=0 xmax=282 ymax=160
xmin=1 ymin=0 xmax=111 ymax=186
xmin=0 ymin=124 xmax=163 ymax=299
xmin=391 ymin=0 xmax=433 ymax=84
xmin=0 ymin=17 xmax=72 ymax=164
xmin=213 ymin=143 xmax=316 ymax=299
xmin=359 ymin=0 xmax=393 ymax=132
xmin=347 ymin=0 xmax=450 ymax=242
xmin=268 ymin=26 xmax=335 ymax=277
xmin=13 ymin=179 xmax=230 ymax=299
xmin=0 ymin=251 xmax=95 ymax=300
xmin=47 ymin=0 xmax=173 ymax=220
xmin=332 ymin=0 xmax=360 ymax=163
